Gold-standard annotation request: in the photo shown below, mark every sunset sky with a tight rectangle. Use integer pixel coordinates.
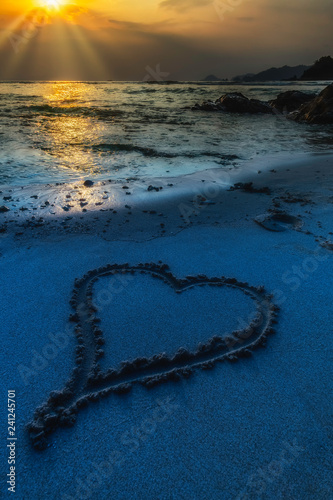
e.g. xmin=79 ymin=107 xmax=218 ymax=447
xmin=0 ymin=0 xmax=332 ymax=80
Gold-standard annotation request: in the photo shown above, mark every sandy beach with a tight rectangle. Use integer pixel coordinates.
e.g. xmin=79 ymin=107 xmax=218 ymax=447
xmin=0 ymin=153 xmax=332 ymax=499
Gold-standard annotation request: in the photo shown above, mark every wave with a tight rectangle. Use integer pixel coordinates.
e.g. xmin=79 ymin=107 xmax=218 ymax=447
xmin=0 ymin=94 xmax=39 ymax=101
xmin=3 ymin=81 xmax=36 ymax=84
xmin=18 ymin=104 xmax=125 ymax=119
xmin=15 ymin=104 xmax=194 ymax=125
xmin=104 ymin=87 xmax=201 ymax=95
xmin=88 ymin=143 xmax=239 ymax=161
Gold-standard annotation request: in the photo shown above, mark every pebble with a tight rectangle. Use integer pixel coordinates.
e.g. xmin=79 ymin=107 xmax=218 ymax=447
xmin=83 ymin=180 xmax=94 ymax=187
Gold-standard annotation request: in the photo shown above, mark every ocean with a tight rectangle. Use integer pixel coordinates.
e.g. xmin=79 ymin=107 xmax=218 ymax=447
xmin=0 ymin=80 xmax=332 ymax=187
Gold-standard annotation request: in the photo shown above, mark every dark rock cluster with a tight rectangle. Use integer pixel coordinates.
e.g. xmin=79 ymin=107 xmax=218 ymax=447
xmin=269 ymin=90 xmax=313 ymax=113
xmin=192 ymin=85 xmax=333 ymax=123
xmin=290 ymin=84 xmax=333 ymax=124
xmin=193 ymin=92 xmax=273 ymax=114
xmin=228 ymin=182 xmax=271 ymax=195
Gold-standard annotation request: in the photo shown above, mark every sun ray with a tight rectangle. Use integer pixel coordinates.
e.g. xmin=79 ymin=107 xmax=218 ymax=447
xmin=0 ymin=13 xmax=31 ymax=50
xmin=66 ymin=22 xmax=106 ymax=79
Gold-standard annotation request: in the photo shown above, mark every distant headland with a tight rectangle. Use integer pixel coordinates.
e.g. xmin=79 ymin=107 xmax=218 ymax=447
xmin=203 ymin=56 xmax=333 ymax=83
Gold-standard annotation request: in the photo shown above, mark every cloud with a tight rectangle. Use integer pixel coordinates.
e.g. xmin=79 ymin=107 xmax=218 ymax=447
xmin=108 ymin=18 xmax=175 ymax=32
xmin=1 ymin=0 xmax=332 ymax=81
xmin=62 ymin=4 xmax=88 ymax=22
xmin=236 ymin=17 xmax=255 ymax=22
xmin=258 ymin=0 xmax=333 ymax=16
xmin=159 ymin=0 xmax=211 ymax=11
xmin=0 ymin=19 xmax=236 ymax=81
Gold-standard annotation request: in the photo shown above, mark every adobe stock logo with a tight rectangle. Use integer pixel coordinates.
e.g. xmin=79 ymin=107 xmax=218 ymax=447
xmin=143 ymin=64 xmax=170 ymax=82
xmin=213 ymin=0 xmax=244 ymax=21
xmin=9 ymin=9 xmax=48 ymax=54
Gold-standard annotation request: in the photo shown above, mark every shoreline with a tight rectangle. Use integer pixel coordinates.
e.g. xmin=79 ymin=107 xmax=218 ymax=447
xmin=1 ymin=152 xmax=332 ymax=245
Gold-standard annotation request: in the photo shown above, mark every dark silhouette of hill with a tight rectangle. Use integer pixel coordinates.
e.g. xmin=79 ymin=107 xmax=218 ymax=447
xmin=233 ymin=65 xmax=309 ymax=82
xmin=202 ymin=75 xmax=228 ymax=82
xmin=300 ymin=56 xmax=333 ymax=80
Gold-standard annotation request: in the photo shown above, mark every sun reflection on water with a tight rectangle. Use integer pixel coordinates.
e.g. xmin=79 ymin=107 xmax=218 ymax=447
xmin=38 ymin=82 xmax=107 ymax=176
xmin=44 ymin=81 xmax=93 ymax=107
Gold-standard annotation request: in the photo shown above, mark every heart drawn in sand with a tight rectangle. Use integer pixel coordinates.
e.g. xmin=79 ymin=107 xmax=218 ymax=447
xmin=28 ymin=263 xmax=279 ymax=450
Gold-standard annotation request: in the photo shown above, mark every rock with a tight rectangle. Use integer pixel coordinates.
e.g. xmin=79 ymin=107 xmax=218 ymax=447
xmin=269 ymin=91 xmax=314 ymax=113
xmin=83 ymin=180 xmax=94 ymax=187
xmin=193 ymin=92 xmax=273 ymax=114
xmin=192 ymin=101 xmax=220 ymax=112
xmin=217 ymin=93 xmax=273 ymax=114
xmin=229 ymin=182 xmax=271 ymax=194
xmin=320 ymin=240 xmax=333 ymax=251
xmin=290 ymin=84 xmax=333 ymax=124
xmin=0 ymin=206 xmax=10 ymax=213
xmin=254 ymin=212 xmax=303 ymax=232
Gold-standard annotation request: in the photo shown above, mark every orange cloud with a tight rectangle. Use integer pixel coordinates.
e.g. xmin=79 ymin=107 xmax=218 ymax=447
xmin=61 ymin=4 xmax=88 ymax=22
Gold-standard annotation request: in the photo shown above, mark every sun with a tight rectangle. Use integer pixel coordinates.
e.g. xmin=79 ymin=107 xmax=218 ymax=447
xmin=39 ymin=0 xmax=63 ymax=11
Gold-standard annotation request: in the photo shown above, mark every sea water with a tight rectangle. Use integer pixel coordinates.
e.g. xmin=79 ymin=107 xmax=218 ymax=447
xmin=0 ymin=81 xmax=332 ymax=186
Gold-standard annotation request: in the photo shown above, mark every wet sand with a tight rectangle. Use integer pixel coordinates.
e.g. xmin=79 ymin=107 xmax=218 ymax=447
xmin=0 ymin=153 xmax=332 ymax=499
